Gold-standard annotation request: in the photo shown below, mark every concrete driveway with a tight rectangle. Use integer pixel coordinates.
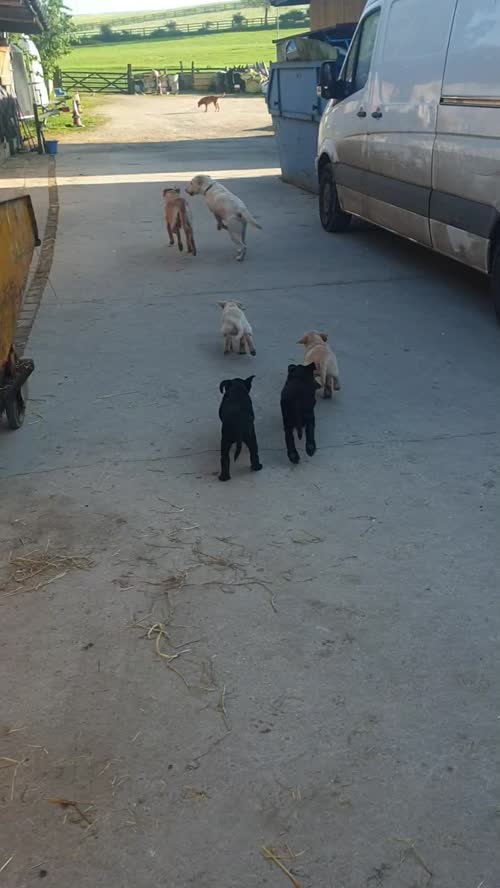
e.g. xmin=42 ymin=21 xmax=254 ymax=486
xmin=1 ymin=96 xmax=499 ymax=888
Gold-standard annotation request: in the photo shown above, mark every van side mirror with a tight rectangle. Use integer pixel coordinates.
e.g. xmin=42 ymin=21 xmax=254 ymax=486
xmin=319 ymin=61 xmax=346 ymax=101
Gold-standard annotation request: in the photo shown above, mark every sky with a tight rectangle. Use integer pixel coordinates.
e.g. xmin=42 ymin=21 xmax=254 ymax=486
xmin=68 ymin=0 xmax=233 ymax=16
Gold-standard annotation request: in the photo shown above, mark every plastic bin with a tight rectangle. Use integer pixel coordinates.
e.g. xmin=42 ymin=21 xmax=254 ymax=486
xmin=267 ymin=62 xmax=327 ymax=193
xmin=44 ymin=139 xmax=58 ymax=155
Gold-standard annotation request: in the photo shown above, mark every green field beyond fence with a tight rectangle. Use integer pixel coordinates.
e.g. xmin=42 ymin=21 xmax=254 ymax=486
xmin=66 ymin=28 xmax=297 ymax=70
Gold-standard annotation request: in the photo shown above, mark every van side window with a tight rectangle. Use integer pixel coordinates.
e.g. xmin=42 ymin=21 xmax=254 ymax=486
xmin=344 ymin=9 xmax=381 ymax=94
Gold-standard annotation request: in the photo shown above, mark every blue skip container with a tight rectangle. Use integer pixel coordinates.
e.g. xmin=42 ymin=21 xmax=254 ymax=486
xmin=44 ymin=139 xmax=58 ymax=155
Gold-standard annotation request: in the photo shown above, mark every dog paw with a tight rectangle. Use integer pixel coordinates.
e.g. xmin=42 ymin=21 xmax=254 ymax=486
xmin=334 ymin=379 xmax=341 ymax=391
xmin=306 ymin=443 xmax=316 ymax=457
xmin=251 ymin=463 xmax=263 ymax=472
xmin=287 ymin=451 xmax=300 ymax=465
xmin=219 ymin=473 xmax=230 ymax=482
xmin=323 ymin=389 xmax=332 ymax=399
xmin=250 ymin=350 xmax=256 ymax=356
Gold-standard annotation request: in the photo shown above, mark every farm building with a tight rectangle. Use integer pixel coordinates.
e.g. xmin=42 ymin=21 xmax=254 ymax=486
xmin=0 ymin=0 xmax=46 ymax=159
xmin=309 ymin=0 xmax=365 ymax=30
xmin=0 ymin=0 xmax=45 ymax=34
xmin=273 ymin=0 xmax=364 ymax=28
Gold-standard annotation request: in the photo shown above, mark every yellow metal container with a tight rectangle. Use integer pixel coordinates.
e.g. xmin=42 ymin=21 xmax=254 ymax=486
xmin=0 ymin=195 xmax=40 ymax=367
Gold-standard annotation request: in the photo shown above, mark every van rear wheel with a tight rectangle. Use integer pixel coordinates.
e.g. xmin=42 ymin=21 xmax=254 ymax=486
xmin=492 ymin=241 xmax=500 ymax=324
xmin=319 ymin=163 xmax=351 ymax=233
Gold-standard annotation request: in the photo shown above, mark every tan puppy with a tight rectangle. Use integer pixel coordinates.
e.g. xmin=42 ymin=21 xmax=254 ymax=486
xmin=198 ymin=94 xmax=224 ymax=112
xmin=218 ymin=301 xmax=256 ymax=356
xmin=163 ymin=187 xmax=196 ymax=255
xmin=186 ymin=174 xmax=261 ymax=261
xmin=298 ymin=331 xmax=340 ymax=398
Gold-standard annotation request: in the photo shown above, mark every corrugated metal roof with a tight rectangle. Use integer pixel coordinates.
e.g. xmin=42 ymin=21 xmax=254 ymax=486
xmin=0 ymin=0 xmax=46 ymax=34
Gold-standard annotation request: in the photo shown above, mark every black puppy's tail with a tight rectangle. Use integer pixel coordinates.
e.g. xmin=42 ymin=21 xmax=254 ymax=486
xmin=234 ymin=440 xmax=242 ymax=461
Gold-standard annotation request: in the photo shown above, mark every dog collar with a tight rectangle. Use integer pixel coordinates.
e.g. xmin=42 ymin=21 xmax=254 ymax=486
xmin=203 ymin=183 xmax=214 ymax=195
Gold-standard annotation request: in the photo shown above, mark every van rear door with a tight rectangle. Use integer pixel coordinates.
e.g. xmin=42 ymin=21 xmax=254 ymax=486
xmin=364 ymin=0 xmax=458 ymax=246
xmin=432 ymin=0 xmax=500 ymax=273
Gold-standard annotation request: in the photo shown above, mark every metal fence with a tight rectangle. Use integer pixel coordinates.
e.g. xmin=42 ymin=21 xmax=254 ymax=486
xmin=55 ymin=65 xmax=246 ymax=94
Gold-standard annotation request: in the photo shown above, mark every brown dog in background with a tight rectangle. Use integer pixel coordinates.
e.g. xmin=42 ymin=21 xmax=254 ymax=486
xmin=197 ymin=94 xmax=224 ymax=112
xmin=162 ymin=187 xmax=196 ymax=256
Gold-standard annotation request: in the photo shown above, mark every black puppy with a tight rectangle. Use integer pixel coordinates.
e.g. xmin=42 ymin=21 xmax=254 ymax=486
xmin=218 ymin=376 xmax=263 ymax=481
xmin=280 ymin=363 xmax=319 ymax=464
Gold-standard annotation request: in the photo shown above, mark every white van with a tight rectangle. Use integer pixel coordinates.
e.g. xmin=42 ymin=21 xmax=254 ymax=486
xmin=316 ymin=0 xmax=500 ymax=321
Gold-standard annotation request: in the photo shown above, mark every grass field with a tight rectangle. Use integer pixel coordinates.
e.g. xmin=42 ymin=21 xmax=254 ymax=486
xmin=73 ymin=2 xmax=243 ymax=26
xmin=43 ymin=95 xmax=107 ymax=135
xmin=65 ymin=27 xmax=296 ymax=69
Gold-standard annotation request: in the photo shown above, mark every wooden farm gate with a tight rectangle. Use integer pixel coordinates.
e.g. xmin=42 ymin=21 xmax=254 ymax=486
xmin=55 ymin=68 xmax=132 ymax=94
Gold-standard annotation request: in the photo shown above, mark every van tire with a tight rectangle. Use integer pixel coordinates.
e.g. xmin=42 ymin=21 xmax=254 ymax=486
xmin=492 ymin=241 xmax=500 ymax=324
xmin=319 ymin=163 xmax=351 ymax=233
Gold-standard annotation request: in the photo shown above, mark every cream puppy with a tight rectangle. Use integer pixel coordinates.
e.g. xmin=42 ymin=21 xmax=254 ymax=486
xmin=298 ymin=331 xmax=340 ymax=398
xmin=218 ymin=301 xmax=256 ymax=356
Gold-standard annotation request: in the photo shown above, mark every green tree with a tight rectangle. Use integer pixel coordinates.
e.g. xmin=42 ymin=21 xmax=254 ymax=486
xmin=99 ymin=23 xmax=114 ymax=41
xmin=279 ymin=9 xmax=309 ymax=26
xmin=33 ymin=0 xmax=74 ymax=75
xmin=232 ymin=12 xmax=247 ymax=28
xmin=166 ymin=19 xmax=177 ymax=31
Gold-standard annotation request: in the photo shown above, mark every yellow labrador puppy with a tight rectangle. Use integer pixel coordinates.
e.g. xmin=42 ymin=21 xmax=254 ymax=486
xmin=218 ymin=300 xmax=256 ymax=356
xmin=186 ymin=174 xmax=261 ymax=261
xmin=298 ymin=331 xmax=340 ymax=398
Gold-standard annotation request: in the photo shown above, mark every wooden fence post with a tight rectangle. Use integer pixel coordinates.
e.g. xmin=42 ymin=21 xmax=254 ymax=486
xmin=127 ymin=64 xmax=134 ymax=95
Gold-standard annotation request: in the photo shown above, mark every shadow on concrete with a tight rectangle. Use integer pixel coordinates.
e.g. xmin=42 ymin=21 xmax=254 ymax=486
xmin=13 ymin=132 xmax=494 ymax=323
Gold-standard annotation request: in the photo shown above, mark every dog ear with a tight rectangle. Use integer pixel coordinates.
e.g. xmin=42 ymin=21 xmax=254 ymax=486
xmin=244 ymin=375 xmax=255 ymax=391
xmin=287 ymin=363 xmax=297 ymax=374
xmin=217 ymin=301 xmax=226 ymax=309
xmin=297 ymin=335 xmax=307 ymax=344
xmin=320 ymin=332 xmax=328 ymax=342
xmin=219 ymin=379 xmax=231 ymax=394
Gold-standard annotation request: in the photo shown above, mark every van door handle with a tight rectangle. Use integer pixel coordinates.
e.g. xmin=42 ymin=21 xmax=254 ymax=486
xmin=371 ymin=108 xmax=383 ymax=119
xmin=356 ymin=107 xmax=367 ymax=118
